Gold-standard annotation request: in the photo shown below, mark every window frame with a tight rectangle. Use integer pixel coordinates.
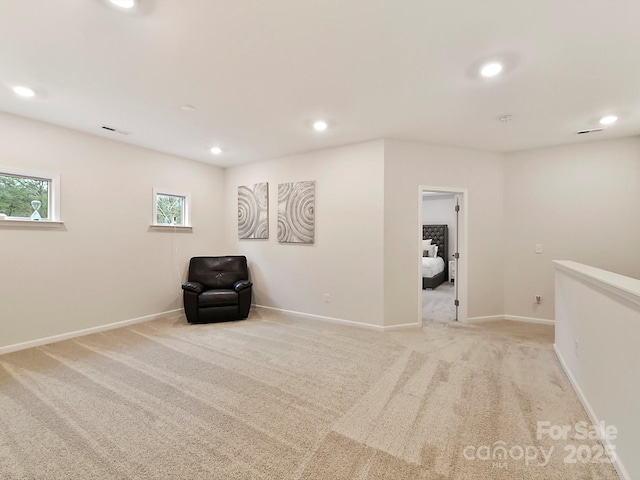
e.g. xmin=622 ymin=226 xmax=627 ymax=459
xmin=0 ymin=166 xmax=61 ymax=225
xmin=152 ymin=187 xmax=191 ymax=228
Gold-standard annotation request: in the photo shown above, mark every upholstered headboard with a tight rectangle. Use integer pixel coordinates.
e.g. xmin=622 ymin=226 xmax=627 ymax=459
xmin=423 ymin=224 xmax=448 ymax=263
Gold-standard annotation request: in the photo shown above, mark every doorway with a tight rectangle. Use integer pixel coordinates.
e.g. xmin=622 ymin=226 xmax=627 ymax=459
xmin=418 ymin=186 xmax=468 ymax=325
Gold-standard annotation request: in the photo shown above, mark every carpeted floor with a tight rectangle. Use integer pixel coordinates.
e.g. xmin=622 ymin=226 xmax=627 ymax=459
xmin=0 ymin=310 xmax=619 ymax=479
xmin=422 ymin=282 xmax=456 ymax=324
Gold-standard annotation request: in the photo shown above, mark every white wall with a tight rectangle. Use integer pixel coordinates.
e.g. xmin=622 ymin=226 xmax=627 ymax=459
xmin=224 ymin=140 xmax=385 ymax=327
xmin=384 ymin=139 xmax=505 ymax=326
xmin=504 ymin=137 xmax=640 ymax=320
xmin=0 ymin=112 xmax=226 ymax=350
xmin=554 ymin=261 xmax=640 ymax=480
xmin=4 ymin=114 xmax=637 ymax=347
xmin=422 ymin=194 xmax=457 ymax=258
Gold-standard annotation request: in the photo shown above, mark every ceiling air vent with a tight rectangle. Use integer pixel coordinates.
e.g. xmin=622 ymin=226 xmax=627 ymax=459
xmin=576 ymin=128 xmax=603 ymax=135
xmin=101 ymin=125 xmax=132 ymax=135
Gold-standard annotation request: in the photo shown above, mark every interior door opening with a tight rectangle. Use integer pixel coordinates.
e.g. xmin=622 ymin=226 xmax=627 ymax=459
xmin=419 ymin=186 xmax=467 ymax=325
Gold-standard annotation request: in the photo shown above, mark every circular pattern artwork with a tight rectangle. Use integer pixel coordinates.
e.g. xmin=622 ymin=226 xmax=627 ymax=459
xmin=238 ymin=183 xmax=269 ymax=239
xmin=278 ymin=181 xmax=315 ymax=243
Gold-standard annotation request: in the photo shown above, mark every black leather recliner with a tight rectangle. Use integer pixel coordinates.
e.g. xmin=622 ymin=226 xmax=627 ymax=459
xmin=181 ymin=256 xmax=253 ymax=323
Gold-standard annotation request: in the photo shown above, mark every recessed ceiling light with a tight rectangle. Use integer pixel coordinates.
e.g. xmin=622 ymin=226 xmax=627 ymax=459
xmin=12 ymin=85 xmax=36 ymax=98
xmin=210 ymin=147 xmax=222 ymax=155
xmin=109 ymin=0 xmax=135 ymax=8
xmin=181 ymin=104 xmax=196 ymax=112
xmin=599 ymin=115 xmax=618 ymax=125
xmin=499 ymin=114 xmax=514 ymax=123
xmin=480 ymin=62 xmax=503 ymax=78
xmin=313 ymin=120 xmax=328 ymax=132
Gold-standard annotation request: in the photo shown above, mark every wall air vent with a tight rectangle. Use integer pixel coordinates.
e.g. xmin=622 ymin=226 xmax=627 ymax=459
xmin=101 ymin=125 xmax=132 ymax=135
xmin=576 ymin=128 xmax=603 ymax=135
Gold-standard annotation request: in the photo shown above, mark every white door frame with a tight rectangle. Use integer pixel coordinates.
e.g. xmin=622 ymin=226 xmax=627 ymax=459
xmin=418 ymin=185 xmax=469 ymax=324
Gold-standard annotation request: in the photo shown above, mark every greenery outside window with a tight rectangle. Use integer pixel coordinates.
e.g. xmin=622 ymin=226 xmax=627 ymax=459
xmin=0 ymin=168 xmax=60 ymax=222
xmin=153 ymin=188 xmax=190 ymax=227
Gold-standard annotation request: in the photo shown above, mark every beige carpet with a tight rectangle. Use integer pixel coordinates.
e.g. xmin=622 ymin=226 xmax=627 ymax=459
xmin=0 ymin=310 xmax=619 ymax=479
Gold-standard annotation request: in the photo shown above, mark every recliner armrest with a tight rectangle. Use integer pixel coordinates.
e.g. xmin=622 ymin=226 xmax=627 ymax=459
xmin=234 ymin=280 xmax=253 ymax=292
xmin=182 ymin=281 xmax=204 ymax=294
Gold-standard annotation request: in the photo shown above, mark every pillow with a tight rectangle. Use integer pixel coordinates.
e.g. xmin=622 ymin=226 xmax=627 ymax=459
xmin=433 ymin=245 xmax=439 ymax=258
xmin=422 ymin=239 xmax=433 ymax=257
xmin=423 ymin=244 xmax=436 ymax=257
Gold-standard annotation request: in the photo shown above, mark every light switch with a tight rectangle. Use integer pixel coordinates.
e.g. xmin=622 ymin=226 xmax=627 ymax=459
xmin=535 ymin=244 xmax=543 ymax=254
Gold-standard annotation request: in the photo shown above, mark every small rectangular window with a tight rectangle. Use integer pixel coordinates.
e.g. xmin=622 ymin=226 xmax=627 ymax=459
xmin=0 ymin=168 xmax=60 ymax=222
xmin=153 ymin=188 xmax=190 ymax=227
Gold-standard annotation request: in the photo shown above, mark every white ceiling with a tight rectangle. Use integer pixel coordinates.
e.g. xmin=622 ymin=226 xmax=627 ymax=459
xmin=1 ymin=0 xmax=639 ymax=167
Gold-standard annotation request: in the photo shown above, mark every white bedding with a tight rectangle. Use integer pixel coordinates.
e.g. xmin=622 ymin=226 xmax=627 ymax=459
xmin=422 ymin=256 xmax=445 ymax=278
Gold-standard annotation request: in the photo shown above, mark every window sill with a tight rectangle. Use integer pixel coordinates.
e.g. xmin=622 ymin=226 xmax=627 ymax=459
xmin=0 ymin=219 xmax=64 ymax=229
xmin=149 ymin=224 xmax=193 ymax=232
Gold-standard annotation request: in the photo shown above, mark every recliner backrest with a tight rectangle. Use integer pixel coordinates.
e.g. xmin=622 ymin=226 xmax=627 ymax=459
xmin=188 ymin=256 xmax=248 ymax=289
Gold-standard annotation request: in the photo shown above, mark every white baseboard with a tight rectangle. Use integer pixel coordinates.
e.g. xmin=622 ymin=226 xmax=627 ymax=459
xmin=465 ymin=315 xmax=554 ymax=326
xmin=0 ymin=308 xmax=184 ymax=356
xmin=504 ymin=314 xmax=554 ymax=325
xmin=465 ymin=315 xmax=504 ymax=324
xmin=253 ymin=304 xmax=394 ymax=331
xmin=553 ymin=345 xmax=629 ymax=480
xmin=381 ymin=322 xmax=422 ymax=331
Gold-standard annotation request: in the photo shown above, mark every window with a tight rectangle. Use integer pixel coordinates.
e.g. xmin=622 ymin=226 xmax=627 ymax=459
xmin=153 ymin=188 xmax=190 ymax=227
xmin=0 ymin=167 xmax=60 ymax=222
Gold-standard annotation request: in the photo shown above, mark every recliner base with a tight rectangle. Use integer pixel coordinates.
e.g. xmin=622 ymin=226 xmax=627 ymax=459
xmin=186 ymin=305 xmax=249 ymax=324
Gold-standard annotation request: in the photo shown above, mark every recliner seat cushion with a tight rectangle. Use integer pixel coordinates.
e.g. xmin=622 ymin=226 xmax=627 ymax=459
xmin=198 ymin=289 xmax=238 ymax=307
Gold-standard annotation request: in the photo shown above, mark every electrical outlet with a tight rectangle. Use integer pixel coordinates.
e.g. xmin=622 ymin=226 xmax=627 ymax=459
xmin=535 ymin=295 xmax=541 ymax=304
xmin=324 ymin=293 xmax=330 ymax=303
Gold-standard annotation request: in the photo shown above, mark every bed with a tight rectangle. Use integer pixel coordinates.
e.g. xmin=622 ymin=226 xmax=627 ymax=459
xmin=422 ymin=224 xmax=448 ymax=290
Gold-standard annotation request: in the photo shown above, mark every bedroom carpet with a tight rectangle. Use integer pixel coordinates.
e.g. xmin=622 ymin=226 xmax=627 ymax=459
xmin=0 ymin=311 xmax=619 ymax=479
xmin=422 ymin=282 xmax=456 ymax=324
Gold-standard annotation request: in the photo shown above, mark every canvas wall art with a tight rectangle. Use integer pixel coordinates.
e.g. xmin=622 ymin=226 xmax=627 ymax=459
xmin=278 ymin=181 xmax=315 ymax=243
xmin=238 ymin=182 xmax=269 ymax=239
